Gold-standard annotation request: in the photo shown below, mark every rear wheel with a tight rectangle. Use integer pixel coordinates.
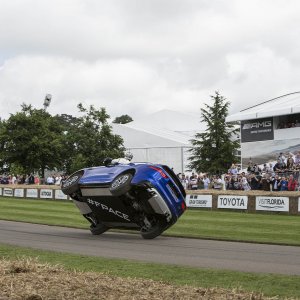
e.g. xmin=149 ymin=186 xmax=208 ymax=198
xmin=109 ymin=172 xmax=133 ymax=196
xmin=61 ymin=170 xmax=83 ymax=195
xmin=140 ymin=218 xmax=166 ymax=239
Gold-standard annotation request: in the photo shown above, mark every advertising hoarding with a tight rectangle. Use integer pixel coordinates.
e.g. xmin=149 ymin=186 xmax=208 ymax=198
xmin=186 ymin=194 xmax=212 ymax=208
xmin=26 ymin=189 xmax=38 ymax=198
xmin=218 ymin=195 xmax=248 ymax=209
xmin=241 ymin=117 xmax=274 ymax=143
xmin=40 ymin=189 xmax=53 ymax=199
xmin=55 ymin=189 xmax=68 ymax=200
xmin=3 ymin=188 xmax=13 ymax=197
xmin=256 ymin=196 xmax=289 ymax=212
xmin=14 ymin=189 xmax=24 ymax=197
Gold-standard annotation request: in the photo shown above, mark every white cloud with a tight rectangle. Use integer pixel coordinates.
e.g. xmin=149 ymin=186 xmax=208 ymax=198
xmin=0 ymin=0 xmax=300 ymax=121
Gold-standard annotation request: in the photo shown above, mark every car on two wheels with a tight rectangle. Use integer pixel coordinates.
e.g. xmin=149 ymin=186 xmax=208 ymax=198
xmin=61 ymin=162 xmax=186 ymax=239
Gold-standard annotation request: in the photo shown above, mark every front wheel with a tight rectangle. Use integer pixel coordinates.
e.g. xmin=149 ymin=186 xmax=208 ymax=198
xmin=109 ymin=172 xmax=133 ymax=196
xmin=61 ymin=170 xmax=83 ymax=195
xmin=90 ymin=223 xmax=109 ymax=235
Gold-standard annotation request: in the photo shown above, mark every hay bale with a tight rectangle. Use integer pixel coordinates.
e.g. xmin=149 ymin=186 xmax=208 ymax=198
xmin=0 ymin=258 xmax=274 ymax=300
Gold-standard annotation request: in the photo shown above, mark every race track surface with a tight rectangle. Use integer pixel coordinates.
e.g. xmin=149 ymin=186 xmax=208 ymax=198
xmin=0 ymin=220 xmax=299 ymax=275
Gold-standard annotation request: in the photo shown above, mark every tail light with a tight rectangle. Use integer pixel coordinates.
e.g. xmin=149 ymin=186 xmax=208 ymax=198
xmin=181 ymin=201 xmax=186 ymax=211
xmin=149 ymin=166 xmax=168 ymax=178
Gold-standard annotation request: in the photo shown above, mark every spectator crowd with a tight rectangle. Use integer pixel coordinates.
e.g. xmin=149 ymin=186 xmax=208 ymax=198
xmin=0 ymin=173 xmax=67 ymax=186
xmin=178 ymin=152 xmax=300 ymax=191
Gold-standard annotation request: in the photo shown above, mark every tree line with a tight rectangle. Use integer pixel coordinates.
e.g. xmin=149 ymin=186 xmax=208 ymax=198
xmin=0 ymin=103 xmax=125 ymax=177
xmin=0 ymin=92 xmax=239 ymax=178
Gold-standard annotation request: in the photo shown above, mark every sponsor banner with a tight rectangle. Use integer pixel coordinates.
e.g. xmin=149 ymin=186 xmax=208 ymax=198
xmin=256 ymin=196 xmax=289 ymax=212
xmin=40 ymin=189 xmax=53 ymax=199
xmin=186 ymin=194 xmax=212 ymax=208
xmin=26 ymin=189 xmax=38 ymax=198
xmin=218 ymin=195 xmax=248 ymax=210
xmin=3 ymin=188 xmax=13 ymax=197
xmin=55 ymin=189 xmax=68 ymax=200
xmin=0 ymin=188 xmax=2 ymax=196
xmin=14 ymin=189 xmax=24 ymax=198
xmin=241 ymin=117 xmax=274 ymax=143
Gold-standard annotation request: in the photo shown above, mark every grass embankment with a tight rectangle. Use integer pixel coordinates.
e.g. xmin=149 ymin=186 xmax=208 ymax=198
xmin=0 ymin=244 xmax=299 ymax=299
xmin=0 ymin=197 xmax=299 ymax=245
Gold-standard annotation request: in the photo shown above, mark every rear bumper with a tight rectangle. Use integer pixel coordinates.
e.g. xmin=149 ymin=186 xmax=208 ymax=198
xmin=148 ymin=178 xmax=185 ymax=220
xmin=147 ymin=188 xmax=172 ymax=222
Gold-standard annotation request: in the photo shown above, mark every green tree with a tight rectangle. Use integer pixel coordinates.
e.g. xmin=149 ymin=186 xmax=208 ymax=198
xmin=0 ymin=118 xmax=7 ymax=172
xmin=0 ymin=103 xmax=126 ymax=176
xmin=188 ymin=92 xmax=239 ymax=174
xmin=0 ymin=104 xmax=65 ymax=177
xmin=112 ymin=114 xmax=133 ymax=124
xmin=54 ymin=113 xmax=80 ymax=174
xmin=63 ymin=104 xmax=125 ymax=173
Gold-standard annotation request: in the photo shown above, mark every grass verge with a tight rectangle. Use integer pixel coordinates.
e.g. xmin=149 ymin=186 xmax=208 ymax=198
xmin=1 ymin=258 xmax=270 ymax=300
xmin=0 ymin=197 xmax=299 ymax=245
xmin=0 ymin=243 xmax=299 ymax=299
xmin=166 ymin=208 xmax=300 ymax=245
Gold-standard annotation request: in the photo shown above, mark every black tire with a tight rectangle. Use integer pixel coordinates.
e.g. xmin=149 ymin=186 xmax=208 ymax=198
xmin=140 ymin=220 xmax=166 ymax=240
xmin=109 ymin=172 xmax=133 ymax=196
xmin=90 ymin=223 xmax=109 ymax=235
xmin=61 ymin=170 xmax=83 ymax=195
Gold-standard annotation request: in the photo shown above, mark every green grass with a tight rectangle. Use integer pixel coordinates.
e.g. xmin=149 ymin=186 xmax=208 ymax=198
xmin=166 ymin=209 xmax=300 ymax=245
xmin=1 ymin=197 xmax=299 ymax=245
xmin=0 ymin=243 xmax=299 ymax=298
xmin=0 ymin=197 xmax=89 ymax=228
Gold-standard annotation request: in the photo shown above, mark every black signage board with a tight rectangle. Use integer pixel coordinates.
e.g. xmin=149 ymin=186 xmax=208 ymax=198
xmin=241 ymin=117 xmax=274 ymax=143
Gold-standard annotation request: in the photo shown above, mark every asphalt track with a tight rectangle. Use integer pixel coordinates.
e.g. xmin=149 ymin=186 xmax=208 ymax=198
xmin=0 ymin=220 xmax=299 ymax=275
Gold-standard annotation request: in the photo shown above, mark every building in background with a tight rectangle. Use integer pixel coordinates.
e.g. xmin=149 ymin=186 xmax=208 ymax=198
xmin=226 ymin=92 xmax=300 ymax=167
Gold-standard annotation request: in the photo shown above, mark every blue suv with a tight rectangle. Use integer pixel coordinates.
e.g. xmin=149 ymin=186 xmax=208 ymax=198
xmin=61 ymin=162 xmax=186 ymax=239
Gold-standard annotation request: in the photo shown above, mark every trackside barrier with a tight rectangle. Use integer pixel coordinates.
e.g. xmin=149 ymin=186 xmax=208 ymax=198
xmin=186 ymin=193 xmax=300 ymax=215
xmin=0 ymin=187 xmax=299 ymax=214
xmin=0 ymin=187 xmax=70 ymax=201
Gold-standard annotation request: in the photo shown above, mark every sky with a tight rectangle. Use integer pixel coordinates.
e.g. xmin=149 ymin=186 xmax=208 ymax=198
xmin=0 ymin=0 xmax=300 ymax=121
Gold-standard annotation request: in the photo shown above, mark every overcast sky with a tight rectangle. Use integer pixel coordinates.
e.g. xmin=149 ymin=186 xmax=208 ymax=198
xmin=1 ymin=0 xmax=299 ymax=121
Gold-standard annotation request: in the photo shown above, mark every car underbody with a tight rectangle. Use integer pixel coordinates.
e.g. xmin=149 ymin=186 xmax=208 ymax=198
xmin=71 ymin=184 xmax=174 ymax=239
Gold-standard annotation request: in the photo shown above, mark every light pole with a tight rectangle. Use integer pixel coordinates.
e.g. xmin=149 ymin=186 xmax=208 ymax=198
xmin=43 ymin=94 xmax=52 ymax=110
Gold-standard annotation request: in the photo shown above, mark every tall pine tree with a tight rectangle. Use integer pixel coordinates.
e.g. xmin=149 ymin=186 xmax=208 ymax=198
xmin=188 ymin=92 xmax=239 ymax=174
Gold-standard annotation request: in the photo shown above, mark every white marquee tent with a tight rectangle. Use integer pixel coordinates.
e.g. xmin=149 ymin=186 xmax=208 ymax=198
xmin=111 ymin=109 xmax=204 ymax=173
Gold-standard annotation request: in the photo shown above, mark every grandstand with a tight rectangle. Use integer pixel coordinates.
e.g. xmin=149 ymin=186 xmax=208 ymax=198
xmin=226 ymin=92 xmax=300 ymax=167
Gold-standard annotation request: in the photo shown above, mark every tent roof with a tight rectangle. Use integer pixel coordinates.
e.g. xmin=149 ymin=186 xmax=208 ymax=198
xmin=111 ymin=109 xmax=207 ymax=148
xmin=226 ymin=92 xmax=300 ymax=122
xmin=132 ymin=109 xmax=205 ymax=133
xmin=112 ymin=123 xmax=191 ymax=148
